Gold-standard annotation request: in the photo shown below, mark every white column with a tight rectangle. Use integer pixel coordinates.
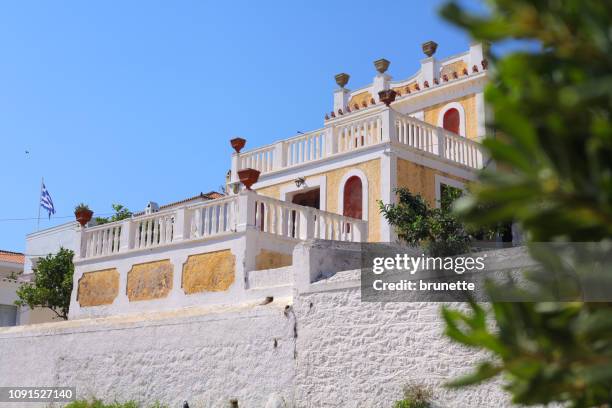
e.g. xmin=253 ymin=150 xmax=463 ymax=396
xmin=273 ymin=141 xmax=286 ymax=170
xmin=333 ymin=88 xmax=350 ymax=112
xmin=420 ymin=57 xmax=437 ymax=86
xmin=230 ymin=153 xmax=240 ymax=183
xmin=468 ymin=42 xmax=484 ymax=68
xmin=380 ymin=108 xmax=397 ymax=143
xmin=119 ymin=219 xmax=133 ymax=251
xmin=372 ymin=74 xmax=391 ymax=103
xmin=299 ymin=207 xmax=315 ymax=240
xmin=476 ymin=90 xmax=486 ymax=141
xmin=236 ymin=190 xmax=257 ymax=232
xmin=379 ymin=148 xmax=397 ymax=243
xmin=324 ymin=126 xmax=336 ymax=156
xmin=354 ymin=221 xmax=368 ymax=242
xmin=173 ymin=208 xmax=190 ymax=241
xmin=74 ymin=227 xmax=84 ymax=259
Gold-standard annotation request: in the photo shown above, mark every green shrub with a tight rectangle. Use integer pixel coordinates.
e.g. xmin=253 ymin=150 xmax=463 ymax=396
xmin=392 ymin=384 xmax=433 ymax=408
xmin=64 ymin=399 xmax=164 ymax=408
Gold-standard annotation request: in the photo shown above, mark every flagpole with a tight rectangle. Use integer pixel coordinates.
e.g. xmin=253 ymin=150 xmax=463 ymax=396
xmin=37 ymin=177 xmax=43 ymax=231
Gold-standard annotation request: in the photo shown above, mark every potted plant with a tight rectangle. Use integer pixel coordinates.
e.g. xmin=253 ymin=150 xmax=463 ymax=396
xmin=74 ymin=203 xmax=93 ymax=227
xmin=237 ymin=168 xmax=260 ymax=190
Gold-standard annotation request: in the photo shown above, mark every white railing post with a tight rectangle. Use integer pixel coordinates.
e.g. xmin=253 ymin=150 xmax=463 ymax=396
xmin=119 ymin=219 xmax=133 ymax=251
xmin=324 ymin=126 xmax=336 ymax=156
xmin=299 ymin=207 xmax=315 ymax=240
xmin=273 ymin=141 xmax=286 ymax=170
xmin=230 ymin=153 xmax=240 ymax=183
xmin=380 ymin=108 xmax=397 ymax=143
xmin=74 ymin=227 xmax=85 ymax=259
xmin=236 ymin=190 xmax=257 ymax=232
xmin=355 ymin=222 xmax=368 ymax=242
xmin=173 ymin=208 xmax=190 ymax=241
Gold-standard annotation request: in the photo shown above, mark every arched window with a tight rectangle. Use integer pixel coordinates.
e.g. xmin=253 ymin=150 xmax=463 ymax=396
xmin=343 ymin=176 xmax=363 ymax=219
xmin=443 ymin=108 xmax=460 ymax=134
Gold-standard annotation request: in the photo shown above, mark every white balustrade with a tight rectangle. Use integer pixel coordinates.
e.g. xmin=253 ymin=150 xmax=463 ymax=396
xmin=78 ymin=191 xmax=366 ymax=260
xmin=238 ymin=145 xmax=275 ymax=174
xmin=285 ymin=130 xmax=326 ymax=167
xmin=82 ymin=223 xmax=123 ymax=258
xmin=133 ymin=211 xmax=176 ymax=249
xmin=252 ymin=194 xmax=367 ymax=242
xmin=188 ymin=195 xmax=238 ymax=239
xmin=395 ymin=114 xmax=484 ymax=169
xmin=334 ymin=114 xmax=382 ymax=153
xmin=232 ymin=109 xmax=484 ymax=179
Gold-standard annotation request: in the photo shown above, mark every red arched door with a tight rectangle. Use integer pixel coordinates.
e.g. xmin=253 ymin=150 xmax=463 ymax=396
xmin=443 ymin=108 xmax=460 ymax=135
xmin=343 ymin=176 xmax=363 ymax=219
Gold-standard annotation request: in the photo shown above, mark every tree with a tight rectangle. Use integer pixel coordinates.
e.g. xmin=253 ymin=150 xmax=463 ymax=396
xmin=15 ymin=248 xmax=74 ymax=320
xmin=379 ymin=185 xmax=471 ymax=256
xmin=438 ymin=1 xmax=612 ymax=406
xmin=94 ymin=204 xmax=132 ymax=225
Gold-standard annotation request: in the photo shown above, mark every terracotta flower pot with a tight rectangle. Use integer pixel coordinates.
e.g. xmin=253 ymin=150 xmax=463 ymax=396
xmin=230 ymin=137 xmax=246 ymax=154
xmin=238 ymin=168 xmax=260 ymax=190
xmin=75 ymin=209 xmax=93 ymax=227
xmin=378 ymin=89 xmax=397 ymax=106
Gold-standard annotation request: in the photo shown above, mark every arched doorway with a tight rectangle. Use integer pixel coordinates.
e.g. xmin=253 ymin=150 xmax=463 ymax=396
xmin=343 ymin=176 xmax=363 ymax=219
xmin=442 ymin=108 xmax=460 ymax=135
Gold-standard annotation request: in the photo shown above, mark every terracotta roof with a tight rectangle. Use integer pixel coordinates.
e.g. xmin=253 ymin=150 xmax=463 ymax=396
xmin=133 ymin=191 xmax=224 ymax=216
xmin=0 ymin=250 xmax=25 ymax=264
xmin=157 ymin=191 xmax=224 ymax=210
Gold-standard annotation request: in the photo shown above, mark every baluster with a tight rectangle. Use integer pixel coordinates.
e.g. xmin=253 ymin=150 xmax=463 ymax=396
xmin=92 ymin=230 xmax=98 ymax=255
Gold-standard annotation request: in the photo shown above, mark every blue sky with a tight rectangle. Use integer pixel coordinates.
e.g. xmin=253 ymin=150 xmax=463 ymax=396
xmin=0 ymin=1 xmax=476 ymax=252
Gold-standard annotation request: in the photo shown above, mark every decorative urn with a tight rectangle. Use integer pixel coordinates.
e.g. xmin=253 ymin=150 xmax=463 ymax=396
xmin=230 ymin=137 xmax=246 ymax=154
xmin=422 ymin=40 xmax=438 ymax=57
xmin=334 ymin=73 xmax=350 ymax=88
xmin=378 ymin=89 xmax=397 ymax=106
xmin=238 ymin=168 xmax=260 ymax=190
xmin=373 ymin=58 xmax=390 ymax=74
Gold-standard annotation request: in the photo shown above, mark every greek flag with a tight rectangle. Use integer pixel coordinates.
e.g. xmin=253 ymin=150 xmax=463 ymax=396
xmin=40 ymin=183 xmax=56 ymax=218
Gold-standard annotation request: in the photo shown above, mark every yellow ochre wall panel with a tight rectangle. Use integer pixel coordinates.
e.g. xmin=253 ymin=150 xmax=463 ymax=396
xmin=424 ymin=94 xmax=478 ymax=140
xmin=396 ymin=159 xmax=470 ymax=207
xmin=127 ymin=259 xmax=173 ymax=302
xmin=77 ymin=268 xmax=119 ymax=307
xmin=182 ymin=250 xmax=235 ymax=294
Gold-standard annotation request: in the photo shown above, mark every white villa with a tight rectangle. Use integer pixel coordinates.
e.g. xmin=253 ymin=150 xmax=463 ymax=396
xmin=26 ymin=42 xmax=490 ymax=320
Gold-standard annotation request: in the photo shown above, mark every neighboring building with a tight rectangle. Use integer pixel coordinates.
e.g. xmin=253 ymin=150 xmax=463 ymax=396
xmin=0 ymin=250 xmax=24 ymax=326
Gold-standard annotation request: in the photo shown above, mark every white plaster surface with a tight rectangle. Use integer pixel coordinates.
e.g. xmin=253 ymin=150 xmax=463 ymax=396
xmin=0 ymin=242 xmax=522 ymax=408
xmin=0 ymin=300 xmax=296 ymax=408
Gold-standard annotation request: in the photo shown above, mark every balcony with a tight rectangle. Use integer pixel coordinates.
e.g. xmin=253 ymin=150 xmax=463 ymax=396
xmin=230 ymin=107 xmax=486 ymax=182
xmin=70 ymin=191 xmax=366 ymax=319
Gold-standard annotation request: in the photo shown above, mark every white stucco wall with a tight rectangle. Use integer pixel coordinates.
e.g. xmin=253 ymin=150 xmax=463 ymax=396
xmin=0 ymin=242 xmax=521 ymax=407
xmin=293 ymin=270 xmax=511 ymax=408
xmin=0 ymin=300 xmax=296 ymax=408
xmin=24 ymin=222 xmax=78 ymax=275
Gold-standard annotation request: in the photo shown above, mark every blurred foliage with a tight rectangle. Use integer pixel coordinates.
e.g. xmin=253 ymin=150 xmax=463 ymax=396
xmin=438 ymin=0 xmax=612 ymax=407
xmin=94 ymin=204 xmax=132 ymax=225
xmin=379 ymin=186 xmax=471 ymax=256
xmin=15 ymin=248 xmax=73 ymax=320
